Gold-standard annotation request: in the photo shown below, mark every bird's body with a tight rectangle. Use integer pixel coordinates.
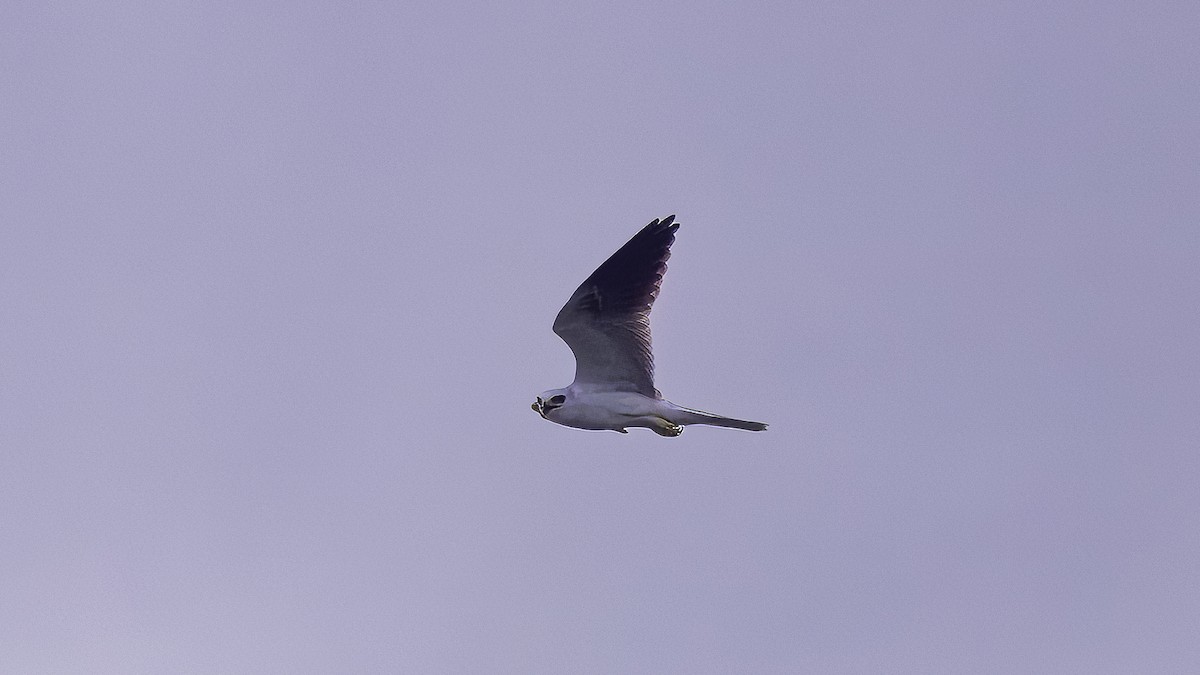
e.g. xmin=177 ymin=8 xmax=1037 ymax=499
xmin=532 ymin=216 xmax=767 ymax=436
xmin=536 ymin=385 xmax=766 ymax=437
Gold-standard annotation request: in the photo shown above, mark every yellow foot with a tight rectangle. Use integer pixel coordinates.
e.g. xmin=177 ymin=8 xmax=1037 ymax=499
xmin=651 ymin=419 xmax=684 ymax=437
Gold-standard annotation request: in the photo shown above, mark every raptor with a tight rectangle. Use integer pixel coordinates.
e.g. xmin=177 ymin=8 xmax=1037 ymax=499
xmin=532 ymin=216 xmax=768 ymax=436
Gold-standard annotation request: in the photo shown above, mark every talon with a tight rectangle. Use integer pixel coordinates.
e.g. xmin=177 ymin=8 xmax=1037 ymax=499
xmin=652 ymin=419 xmax=684 ymax=437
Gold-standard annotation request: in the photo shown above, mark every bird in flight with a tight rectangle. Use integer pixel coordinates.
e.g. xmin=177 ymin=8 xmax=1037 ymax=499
xmin=532 ymin=215 xmax=768 ymax=436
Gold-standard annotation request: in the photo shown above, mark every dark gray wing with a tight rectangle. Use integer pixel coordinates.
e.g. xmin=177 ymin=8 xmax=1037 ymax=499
xmin=552 ymin=216 xmax=679 ymax=396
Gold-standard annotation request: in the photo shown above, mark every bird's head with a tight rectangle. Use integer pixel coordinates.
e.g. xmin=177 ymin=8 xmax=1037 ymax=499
xmin=531 ymin=390 xmax=568 ymax=419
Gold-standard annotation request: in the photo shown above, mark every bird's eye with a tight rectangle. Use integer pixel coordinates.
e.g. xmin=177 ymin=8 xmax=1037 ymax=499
xmin=549 ymin=395 xmax=566 ymax=405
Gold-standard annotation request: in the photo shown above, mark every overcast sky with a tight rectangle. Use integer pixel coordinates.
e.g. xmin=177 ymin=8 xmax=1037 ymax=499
xmin=2 ymin=1 xmax=1198 ymax=673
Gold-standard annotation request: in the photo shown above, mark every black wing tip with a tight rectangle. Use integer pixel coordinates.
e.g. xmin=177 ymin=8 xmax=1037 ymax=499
xmin=640 ymin=215 xmax=680 ymax=248
xmin=648 ymin=214 xmax=679 ymax=231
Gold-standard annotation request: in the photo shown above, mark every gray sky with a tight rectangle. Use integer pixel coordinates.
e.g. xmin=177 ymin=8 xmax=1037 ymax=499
xmin=3 ymin=1 xmax=1198 ymax=673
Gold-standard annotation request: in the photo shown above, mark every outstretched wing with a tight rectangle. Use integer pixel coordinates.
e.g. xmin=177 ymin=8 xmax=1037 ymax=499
xmin=552 ymin=215 xmax=679 ymax=396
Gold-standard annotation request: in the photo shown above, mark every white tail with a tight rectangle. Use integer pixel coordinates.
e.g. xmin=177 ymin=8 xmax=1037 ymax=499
xmin=670 ymin=405 xmax=768 ymax=432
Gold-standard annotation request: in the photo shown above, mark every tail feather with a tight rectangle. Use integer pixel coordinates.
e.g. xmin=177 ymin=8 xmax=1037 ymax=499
xmin=672 ymin=406 xmax=768 ymax=432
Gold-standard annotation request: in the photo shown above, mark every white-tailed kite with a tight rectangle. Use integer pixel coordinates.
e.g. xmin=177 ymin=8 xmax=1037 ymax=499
xmin=532 ymin=215 xmax=768 ymax=436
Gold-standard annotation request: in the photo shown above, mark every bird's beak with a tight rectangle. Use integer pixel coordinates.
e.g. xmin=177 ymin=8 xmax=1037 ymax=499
xmin=532 ymin=397 xmax=545 ymax=418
